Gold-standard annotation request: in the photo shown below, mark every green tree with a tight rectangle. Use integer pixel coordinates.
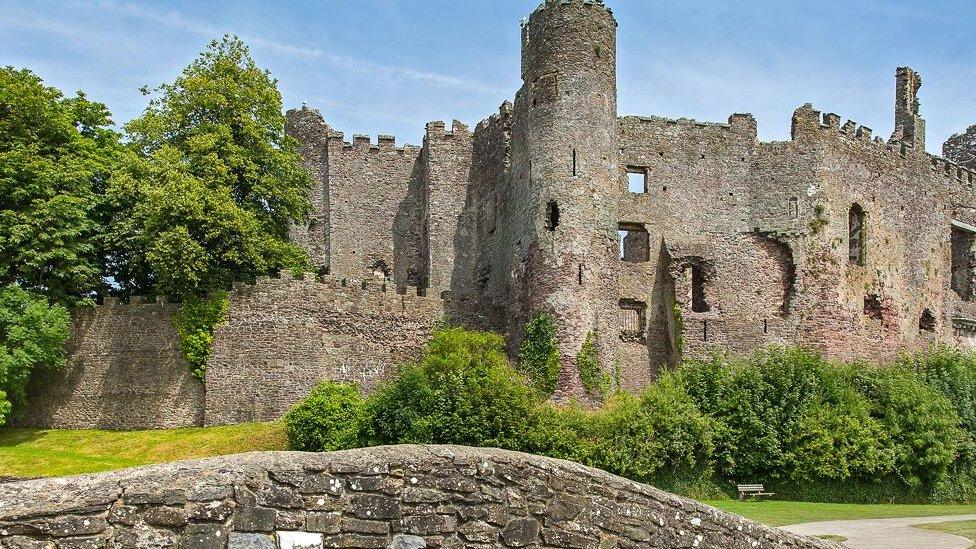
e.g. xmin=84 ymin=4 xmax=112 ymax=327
xmin=0 ymin=284 xmax=70 ymax=425
xmin=0 ymin=67 xmax=120 ymax=304
xmin=106 ymin=36 xmax=312 ymax=298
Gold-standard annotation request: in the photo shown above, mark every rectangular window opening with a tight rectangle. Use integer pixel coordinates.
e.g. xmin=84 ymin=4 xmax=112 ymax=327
xmin=951 ymin=223 xmax=976 ymax=301
xmin=618 ymin=223 xmax=650 ymax=263
xmin=619 ymin=299 xmax=647 ymax=343
xmin=627 ymin=168 xmax=647 ymax=194
xmin=545 ymin=200 xmax=559 ymax=231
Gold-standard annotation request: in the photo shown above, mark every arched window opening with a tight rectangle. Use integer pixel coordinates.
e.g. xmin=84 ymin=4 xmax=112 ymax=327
xmin=919 ymin=309 xmax=936 ymax=332
xmin=849 ymin=204 xmax=866 ymax=265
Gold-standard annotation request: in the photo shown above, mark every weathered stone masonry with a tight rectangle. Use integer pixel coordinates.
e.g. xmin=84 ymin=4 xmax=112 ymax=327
xmin=20 ymin=0 xmax=976 ymax=428
xmin=0 ymin=445 xmax=837 ymax=549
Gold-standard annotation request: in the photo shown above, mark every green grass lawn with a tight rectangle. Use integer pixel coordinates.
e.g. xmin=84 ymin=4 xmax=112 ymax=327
xmin=917 ymin=520 xmax=976 ymax=548
xmin=707 ymin=500 xmax=976 ymax=526
xmin=0 ymin=423 xmax=287 ymax=478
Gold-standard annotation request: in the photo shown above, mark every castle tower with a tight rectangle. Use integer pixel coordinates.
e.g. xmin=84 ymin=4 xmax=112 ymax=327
xmin=891 ymin=67 xmax=926 ymax=151
xmin=509 ymin=0 xmax=620 ymax=398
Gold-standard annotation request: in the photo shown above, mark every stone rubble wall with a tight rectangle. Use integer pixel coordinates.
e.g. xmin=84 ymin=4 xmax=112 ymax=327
xmin=14 ymin=299 xmax=204 ymax=430
xmin=204 ymin=273 xmax=445 ymax=426
xmin=0 ymin=445 xmax=838 ymax=549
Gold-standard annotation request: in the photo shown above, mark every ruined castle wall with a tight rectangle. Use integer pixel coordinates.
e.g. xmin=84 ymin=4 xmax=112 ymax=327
xmin=944 ymin=124 xmax=976 ymax=170
xmin=286 ymin=108 xmax=331 ymax=269
xmin=15 ymin=300 xmax=204 ymax=430
xmin=204 ymin=273 xmax=444 ymax=426
xmin=784 ymin=106 xmax=968 ymax=361
xmin=325 ymin=133 xmax=425 ymax=292
xmin=422 ymin=121 xmax=474 ymax=294
xmin=0 ymin=445 xmax=837 ymax=549
xmin=616 ymin=115 xmax=764 ymax=385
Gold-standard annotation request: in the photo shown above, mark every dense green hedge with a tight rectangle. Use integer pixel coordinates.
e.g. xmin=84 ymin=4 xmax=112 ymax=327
xmin=285 ymin=326 xmax=976 ymax=503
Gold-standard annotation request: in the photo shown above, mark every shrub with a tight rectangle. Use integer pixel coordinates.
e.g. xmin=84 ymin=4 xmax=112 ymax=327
xmin=0 ymin=285 xmax=70 ymax=425
xmin=592 ymin=373 xmax=716 ymax=490
xmin=364 ymin=327 xmax=538 ymax=449
xmin=523 ymin=402 xmax=598 ymax=465
xmin=174 ymin=291 xmax=229 ymax=380
xmin=285 ymin=381 xmax=365 ymax=452
xmin=517 ymin=312 xmax=561 ymax=396
xmin=853 ymin=363 xmax=961 ymax=489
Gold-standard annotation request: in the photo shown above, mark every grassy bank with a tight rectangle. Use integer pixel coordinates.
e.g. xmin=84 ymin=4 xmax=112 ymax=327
xmin=917 ymin=520 xmax=976 ymax=547
xmin=709 ymin=500 xmax=976 ymax=526
xmin=0 ymin=423 xmax=287 ymax=478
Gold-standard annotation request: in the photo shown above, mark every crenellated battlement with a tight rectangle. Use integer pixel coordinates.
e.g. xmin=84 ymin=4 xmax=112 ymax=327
xmin=324 ymin=129 xmax=421 ymax=156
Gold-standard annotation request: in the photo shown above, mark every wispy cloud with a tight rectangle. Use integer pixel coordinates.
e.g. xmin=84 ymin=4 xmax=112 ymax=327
xmin=79 ymin=0 xmax=505 ymax=95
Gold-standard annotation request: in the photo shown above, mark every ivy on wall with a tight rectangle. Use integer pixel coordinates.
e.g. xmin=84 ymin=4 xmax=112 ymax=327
xmin=174 ymin=291 xmax=229 ymax=380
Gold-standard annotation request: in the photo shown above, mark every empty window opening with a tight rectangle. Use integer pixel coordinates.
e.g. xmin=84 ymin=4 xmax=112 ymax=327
xmin=618 ymin=224 xmax=650 ymax=263
xmin=951 ymin=223 xmax=976 ymax=301
xmin=371 ymin=260 xmax=390 ymax=280
xmin=627 ymin=168 xmax=647 ymax=193
xmin=849 ymin=204 xmax=866 ymax=265
xmin=545 ymin=201 xmax=559 ymax=231
xmin=919 ymin=308 xmax=936 ymax=332
xmin=703 ymin=319 xmax=709 ymax=342
xmin=572 ymin=149 xmax=577 ymax=176
xmin=864 ymin=294 xmax=883 ymax=320
xmin=619 ymin=299 xmax=647 ymax=343
xmin=691 ymin=265 xmax=709 ymax=312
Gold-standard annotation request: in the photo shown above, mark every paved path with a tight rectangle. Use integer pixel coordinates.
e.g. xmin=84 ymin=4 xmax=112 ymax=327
xmin=782 ymin=515 xmax=976 ymax=549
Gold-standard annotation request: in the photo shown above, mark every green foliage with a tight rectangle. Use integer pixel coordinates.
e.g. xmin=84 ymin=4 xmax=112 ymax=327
xmin=0 ymin=67 xmax=121 ymax=304
xmin=523 ymin=403 xmax=598 ymax=465
xmin=105 ymin=36 xmax=312 ymax=299
xmin=174 ymin=291 xmax=229 ymax=380
xmin=593 ymin=374 xmax=716 ymax=490
xmin=517 ymin=312 xmax=561 ymax=396
xmin=364 ymin=327 xmax=538 ymax=449
xmin=0 ymin=285 xmax=70 ymax=425
xmin=284 ymin=381 xmax=365 ymax=452
xmin=672 ymin=304 xmax=685 ymax=355
xmin=576 ymin=331 xmax=608 ymax=394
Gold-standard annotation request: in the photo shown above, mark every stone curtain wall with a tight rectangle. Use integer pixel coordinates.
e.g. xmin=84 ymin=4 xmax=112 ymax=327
xmin=204 ymin=273 xmax=444 ymax=426
xmin=0 ymin=445 xmax=837 ymax=549
xmin=15 ymin=299 xmax=204 ymax=430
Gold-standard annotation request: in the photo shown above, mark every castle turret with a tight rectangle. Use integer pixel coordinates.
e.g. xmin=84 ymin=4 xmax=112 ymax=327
xmin=509 ymin=0 xmax=620 ymax=398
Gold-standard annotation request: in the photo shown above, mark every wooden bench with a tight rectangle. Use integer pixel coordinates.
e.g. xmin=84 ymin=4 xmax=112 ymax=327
xmin=737 ymin=484 xmax=775 ymax=501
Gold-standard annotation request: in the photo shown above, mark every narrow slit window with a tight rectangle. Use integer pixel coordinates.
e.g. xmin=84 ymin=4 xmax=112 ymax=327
xmin=545 ymin=200 xmax=559 ymax=231
xmin=849 ymin=204 xmax=866 ymax=265
xmin=691 ymin=265 xmax=709 ymax=313
xmin=572 ymin=149 xmax=577 ymax=176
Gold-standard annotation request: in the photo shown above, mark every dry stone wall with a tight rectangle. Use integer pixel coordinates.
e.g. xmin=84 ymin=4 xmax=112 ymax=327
xmin=204 ymin=273 xmax=444 ymax=426
xmin=0 ymin=445 xmax=837 ymax=549
xmin=15 ymin=299 xmax=204 ymax=430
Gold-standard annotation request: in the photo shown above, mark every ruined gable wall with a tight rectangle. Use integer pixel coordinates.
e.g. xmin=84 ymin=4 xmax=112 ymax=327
xmin=325 ymin=132 xmax=425 ymax=293
xmin=15 ymin=300 xmax=204 ymax=429
xmin=204 ymin=273 xmax=444 ymax=426
xmin=286 ymin=107 xmax=331 ymax=269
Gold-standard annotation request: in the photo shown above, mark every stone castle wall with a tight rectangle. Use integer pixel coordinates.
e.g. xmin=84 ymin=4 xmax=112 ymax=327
xmin=0 ymin=445 xmax=837 ymax=549
xmin=204 ymin=273 xmax=444 ymax=426
xmin=15 ymin=300 xmax=204 ymax=430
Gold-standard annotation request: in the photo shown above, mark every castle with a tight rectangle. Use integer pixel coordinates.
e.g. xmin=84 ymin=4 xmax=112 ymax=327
xmin=19 ymin=0 xmax=976 ymax=428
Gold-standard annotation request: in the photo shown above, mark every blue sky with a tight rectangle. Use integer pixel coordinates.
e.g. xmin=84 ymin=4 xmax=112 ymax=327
xmin=3 ymin=0 xmax=975 ymax=154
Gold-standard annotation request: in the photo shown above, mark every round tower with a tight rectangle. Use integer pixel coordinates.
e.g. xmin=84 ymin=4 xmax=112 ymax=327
xmin=511 ymin=0 xmax=619 ymax=399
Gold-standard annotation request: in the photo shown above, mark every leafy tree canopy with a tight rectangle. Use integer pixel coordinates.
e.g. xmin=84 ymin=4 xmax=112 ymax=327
xmin=0 ymin=67 xmax=120 ymax=304
xmin=106 ymin=36 xmax=312 ymax=298
xmin=0 ymin=284 xmax=70 ymax=426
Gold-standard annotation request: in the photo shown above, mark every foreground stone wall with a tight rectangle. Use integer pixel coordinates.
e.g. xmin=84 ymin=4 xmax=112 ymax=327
xmin=15 ymin=300 xmax=204 ymax=430
xmin=0 ymin=445 xmax=836 ymax=549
